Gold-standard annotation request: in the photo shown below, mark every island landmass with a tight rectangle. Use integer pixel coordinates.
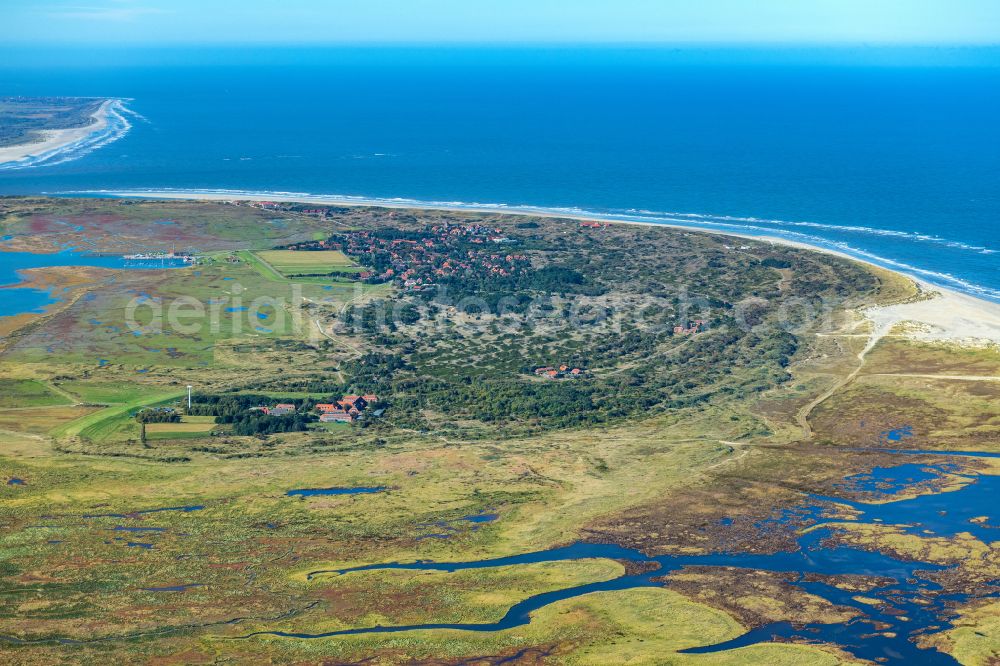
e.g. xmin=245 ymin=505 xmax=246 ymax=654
xmin=0 ymin=195 xmax=998 ymax=665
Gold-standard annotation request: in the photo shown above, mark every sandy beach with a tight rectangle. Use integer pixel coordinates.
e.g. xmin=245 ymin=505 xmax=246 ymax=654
xmin=0 ymin=99 xmax=118 ymax=167
xmin=96 ymin=189 xmax=1000 ymax=348
xmin=755 ymin=237 xmax=1000 ymax=347
xmin=862 ymin=286 xmax=1000 ymax=347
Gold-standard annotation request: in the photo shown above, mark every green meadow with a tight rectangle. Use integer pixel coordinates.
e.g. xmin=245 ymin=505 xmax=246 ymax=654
xmin=0 ymin=379 xmax=71 ymax=408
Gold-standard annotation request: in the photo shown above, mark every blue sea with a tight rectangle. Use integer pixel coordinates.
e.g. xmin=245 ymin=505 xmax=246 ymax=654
xmin=1 ymin=46 xmax=998 ymax=301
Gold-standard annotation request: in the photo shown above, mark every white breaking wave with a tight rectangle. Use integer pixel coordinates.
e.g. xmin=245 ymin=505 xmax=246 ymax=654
xmin=0 ymin=99 xmax=133 ymax=171
xmin=623 ymin=213 xmax=1000 ymax=301
xmin=115 ymin=101 xmax=150 ymax=123
xmin=71 ymin=187 xmax=1000 ymax=303
xmin=616 ymin=208 xmax=995 ymax=254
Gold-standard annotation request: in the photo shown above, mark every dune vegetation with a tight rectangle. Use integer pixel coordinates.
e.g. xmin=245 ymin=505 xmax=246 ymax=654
xmin=1 ymin=196 xmax=997 ymax=664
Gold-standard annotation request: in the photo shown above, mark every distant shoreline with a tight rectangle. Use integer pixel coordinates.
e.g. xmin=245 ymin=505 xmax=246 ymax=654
xmin=83 ymin=188 xmax=995 ymax=296
xmin=73 ymin=188 xmax=1000 ymax=347
xmin=0 ymin=99 xmax=130 ymax=169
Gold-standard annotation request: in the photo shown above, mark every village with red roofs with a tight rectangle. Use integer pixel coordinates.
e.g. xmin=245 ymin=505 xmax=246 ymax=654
xmin=286 ymin=223 xmax=527 ymax=291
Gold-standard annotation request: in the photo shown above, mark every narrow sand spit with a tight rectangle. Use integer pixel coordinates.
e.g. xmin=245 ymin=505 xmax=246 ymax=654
xmin=0 ymin=100 xmax=115 ymax=166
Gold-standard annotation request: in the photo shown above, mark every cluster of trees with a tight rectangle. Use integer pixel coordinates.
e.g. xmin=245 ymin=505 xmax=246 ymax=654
xmin=340 ymin=353 xmax=405 ymax=395
xmin=233 ymin=378 xmax=346 ymax=394
xmin=185 ymin=394 xmax=286 ymax=421
xmin=399 ymin=320 xmax=797 ymax=430
xmin=135 ymin=408 xmax=180 ymax=424
xmin=524 ymin=266 xmax=591 ymax=293
xmin=337 ymin=228 xmax=427 ymax=280
xmin=425 ymin=263 xmax=600 ymax=312
xmin=187 ymin=394 xmax=316 ymax=434
xmin=230 ymin=412 xmax=315 ymax=436
xmin=422 ymin=378 xmax=655 ymax=427
xmin=286 ymin=269 xmax=366 ymax=279
xmin=185 ymin=390 xmax=388 ymax=437
xmin=342 ymin=302 xmax=418 ymax=336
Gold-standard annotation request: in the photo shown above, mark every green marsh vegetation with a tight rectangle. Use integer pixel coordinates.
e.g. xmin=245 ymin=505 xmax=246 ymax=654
xmin=0 ymin=197 xmax=997 ymax=664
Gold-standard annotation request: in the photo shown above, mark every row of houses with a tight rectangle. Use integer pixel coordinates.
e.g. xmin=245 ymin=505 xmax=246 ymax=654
xmin=316 ymin=394 xmax=379 ymax=423
xmin=260 ymin=403 xmax=296 ymax=416
xmin=254 ymin=394 xmax=381 ymax=423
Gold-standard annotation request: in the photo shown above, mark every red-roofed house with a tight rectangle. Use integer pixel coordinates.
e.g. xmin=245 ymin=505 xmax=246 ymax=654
xmin=338 ymin=396 xmax=368 ymax=413
xmin=320 ymin=410 xmax=354 ymax=423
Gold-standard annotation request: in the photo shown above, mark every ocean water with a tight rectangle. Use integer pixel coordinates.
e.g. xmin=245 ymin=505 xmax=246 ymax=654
xmin=0 ymin=47 xmax=998 ymax=300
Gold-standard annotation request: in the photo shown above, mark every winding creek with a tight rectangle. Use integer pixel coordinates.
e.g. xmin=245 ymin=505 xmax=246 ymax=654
xmin=3 ymin=452 xmax=996 ymax=662
xmin=247 ymin=455 xmax=999 ymax=665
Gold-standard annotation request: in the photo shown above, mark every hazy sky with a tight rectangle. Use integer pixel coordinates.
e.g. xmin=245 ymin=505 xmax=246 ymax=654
xmin=4 ymin=0 xmax=1000 ymax=45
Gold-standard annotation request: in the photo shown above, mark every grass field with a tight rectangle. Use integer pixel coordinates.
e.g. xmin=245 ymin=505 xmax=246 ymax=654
xmin=182 ymin=415 xmax=218 ymax=424
xmin=239 ymin=248 xmax=366 ymax=286
xmin=145 ymin=420 xmax=217 ymax=440
xmin=51 ymin=391 xmax=184 ymax=441
xmin=55 ymin=380 xmax=171 ymax=405
xmin=0 ymin=404 xmax=100 ymax=435
xmin=314 ymin=420 xmax=351 ymax=431
xmin=0 ymin=379 xmax=71 ymax=408
xmin=255 ymin=249 xmax=357 ymax=276
xmin=146 ymin=422 xmax=216 ymax=434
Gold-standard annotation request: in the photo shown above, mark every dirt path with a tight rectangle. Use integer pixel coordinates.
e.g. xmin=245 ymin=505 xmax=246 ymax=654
xmin=795 ymin=314 xmax=897 ymax=440
xmin=302 ymin=297 xmax=366 ymax=354
xmin=0 ymin=405 xmax=78 ymax=411
xmin=0 ymin=427 xmax=46 ymax=441
xmin=310 ymin=318 xmax=350 ymax=383
xmin=705 ymin=441 xmax=753 ymax=470
xmin=865 ymin=373 xmax=999 ymax=382
xmin=44 ymin=381 xmax=81 ymax=404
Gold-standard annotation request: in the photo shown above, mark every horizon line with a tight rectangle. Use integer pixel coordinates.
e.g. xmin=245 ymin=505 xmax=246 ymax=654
xmin=3 ymin=41 xmax=1000 ymax=49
